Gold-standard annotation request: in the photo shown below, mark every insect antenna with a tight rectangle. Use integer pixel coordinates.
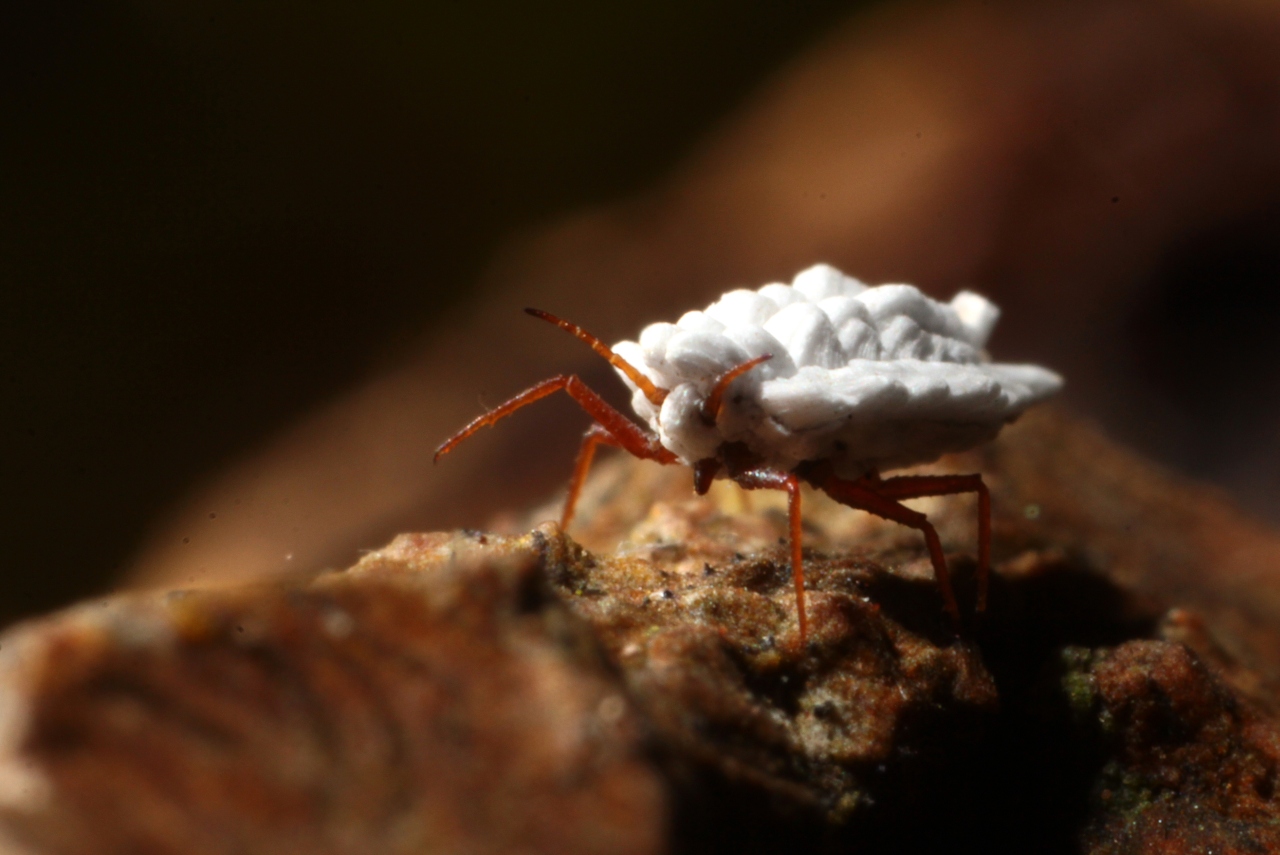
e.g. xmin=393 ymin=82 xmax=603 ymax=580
xmin=524 ymin=308 xmax=668 ymax=406
xmin=700 ymin=354 xmax=772 ymax=425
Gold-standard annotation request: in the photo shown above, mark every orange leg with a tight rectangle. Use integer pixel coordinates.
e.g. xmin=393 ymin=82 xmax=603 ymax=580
xmin=733 ymin=468 xmax=808 ymax=646
xmin=561 ymin=425 xmax=622 ymax=529
xmin=524 ymin=309 xmax=667 ymax=407
xmin=434 ymin=374 xmax=677 ymax=529
xmin=818 ymin=474 xmax=962 ymax=624
xmin=865 ymin=474 xmax=991 ymax=612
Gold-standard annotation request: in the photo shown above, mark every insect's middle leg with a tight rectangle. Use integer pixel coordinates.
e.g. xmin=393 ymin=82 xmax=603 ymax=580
xmin=864 ymin=474 xmax=991 ymax=611
xmin=817 ymin=474 xmax=961 ymax=624
xmin=734 ymin=468 xmax=808 ymax=646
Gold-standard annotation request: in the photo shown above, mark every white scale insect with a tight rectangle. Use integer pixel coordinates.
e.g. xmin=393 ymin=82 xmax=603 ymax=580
xmin=437 ymin=264 xmax=1061 ymax=643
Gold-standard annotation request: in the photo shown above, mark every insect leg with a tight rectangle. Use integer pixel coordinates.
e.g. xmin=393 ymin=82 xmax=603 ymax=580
xmin=435 ymin=375 xmax=573 ymax=462
xmin=864 ymin=474 xmax=991 ymax=612
xmin=435 ymin=374 xmax=673 ymax=462
xmin=561 ymin=425 xmax=622 ymax=529
xmin=435 ymin=374 xmax=678 ymax=528
xmin=734 ymin=469 xmax=808 ymax=646
xmin=818 ymin=476 xmax=961 ymax=624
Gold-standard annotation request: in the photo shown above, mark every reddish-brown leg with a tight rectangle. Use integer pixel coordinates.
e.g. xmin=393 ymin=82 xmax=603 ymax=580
xmin=733 ymin=468 xmax=808 ymax=646
xmin=865 ymin=474 xmax=991 ymax=612
xmin=436 ymin=374 xmax=674 ymax=463
xmin=818 ymin=474 xmax=962 ymax=624
xmin=561 ymin=425 xmax=622 ymax=529
xmin=434 ymin=374 xmax=678 ymax=529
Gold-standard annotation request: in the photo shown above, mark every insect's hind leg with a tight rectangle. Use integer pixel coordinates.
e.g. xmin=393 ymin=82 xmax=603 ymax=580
xmin=865 ymin=474 xmax=991 ymax=611
xmin=817 ymin=474 xmax=962 ymax=625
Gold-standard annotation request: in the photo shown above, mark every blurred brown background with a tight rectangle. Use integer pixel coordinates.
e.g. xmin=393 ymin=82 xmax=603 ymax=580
xmin=4 ymin=0 xmax=1280 ymax=623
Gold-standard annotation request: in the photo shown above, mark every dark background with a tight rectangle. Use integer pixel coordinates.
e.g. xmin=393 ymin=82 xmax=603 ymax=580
xmin=2 ymin=0 xmax=871 ymax=621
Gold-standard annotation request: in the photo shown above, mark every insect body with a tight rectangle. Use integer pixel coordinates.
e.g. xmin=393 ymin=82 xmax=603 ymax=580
xmin=436 ymin=264 xmax=1061 ymax=643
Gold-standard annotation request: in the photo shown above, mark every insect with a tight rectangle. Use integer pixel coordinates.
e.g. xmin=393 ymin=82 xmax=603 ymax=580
xmin=436 ymin=264 xmax=1061 ymax=644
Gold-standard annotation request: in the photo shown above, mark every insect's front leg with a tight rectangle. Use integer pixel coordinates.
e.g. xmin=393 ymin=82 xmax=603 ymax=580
xmin=733 ymin=468 xmax=808 ymax=645
xmin=435 ymin=374 xmax=673 ymax=464
xmin=433 ymin=370 xmax=676 ymax=530
xmin=560 ymin=425 xmax=621 ymax=530
xmin=556 ymin=380 xmax=678 ymax=530
xmin=562 ymin=417 xmax=680 ymax=530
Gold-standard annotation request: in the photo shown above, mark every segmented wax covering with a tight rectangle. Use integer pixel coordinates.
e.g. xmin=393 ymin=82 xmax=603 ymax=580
xmin=610 ymin=264 xmax=1061 ymax=477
